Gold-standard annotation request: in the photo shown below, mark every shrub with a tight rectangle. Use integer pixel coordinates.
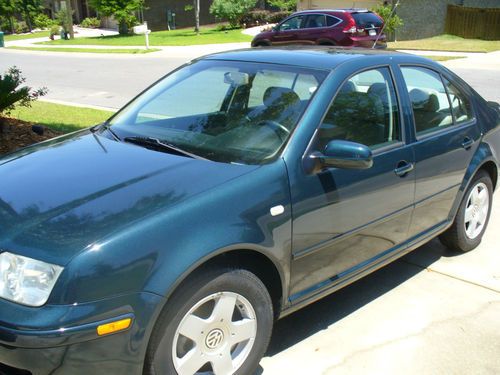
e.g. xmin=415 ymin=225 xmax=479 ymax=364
xmin=210 ymin=0 xmax=257 ymax=28
xmin=0 ymin=67 xmax=47 ymax=130
xmin=80 ymin=17 xmax=101 ymax=28
xmin=14 ymin=21 xmax=29 ymax=34
xmin=33 ymin=13 xmax=56 ymax=29
xmin=266 ymin=11 xmax=292 ymax=24
xmin=49 ymin=24 xmax=60 ymax=39
xmin=240 ymin=10 xmax=270 ymax=27
xmin=267 ymin=0 xmax=296 ymax=11
xmin=371 ymin=4 xmax=403 ymax=35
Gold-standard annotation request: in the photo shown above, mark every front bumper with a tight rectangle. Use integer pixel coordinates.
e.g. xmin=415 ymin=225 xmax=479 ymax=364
xmin=0 ymin=292 xmax=165 ymax=375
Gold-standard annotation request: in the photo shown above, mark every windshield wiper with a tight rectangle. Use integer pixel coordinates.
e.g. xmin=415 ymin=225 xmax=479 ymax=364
xmin=91 ymin=122 xmax=121 ymax=141
xmin=123 ymin=136 xmax=206 ymax=160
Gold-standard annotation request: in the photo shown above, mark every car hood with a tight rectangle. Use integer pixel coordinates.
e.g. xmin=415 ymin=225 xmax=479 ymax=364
xmin=0 ymin=132 xmax=258 ymax=265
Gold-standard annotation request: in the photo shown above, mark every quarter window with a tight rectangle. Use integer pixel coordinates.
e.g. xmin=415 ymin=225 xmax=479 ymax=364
xmin=315 ymin=67 xmax=401 ymax=151
xmin=401 ymin=66 xmax=454 ymax=136
xmin=326 ymin=15 xmax=340 ymax=27
xmin=444 ymin=78 xmax=473 ymax=124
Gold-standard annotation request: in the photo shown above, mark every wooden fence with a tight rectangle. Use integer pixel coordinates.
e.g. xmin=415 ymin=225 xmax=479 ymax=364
xmin=445 ymin=5 xmax=500 ymax=40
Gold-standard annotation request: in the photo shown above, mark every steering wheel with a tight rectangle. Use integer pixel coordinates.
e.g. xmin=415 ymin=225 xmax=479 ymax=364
xmin=257 ymin=120 xmax=290 ymax=141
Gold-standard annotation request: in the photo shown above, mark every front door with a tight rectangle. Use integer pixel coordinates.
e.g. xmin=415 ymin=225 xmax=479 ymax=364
xmin=288 ymin=67 xmax=415 ymax=301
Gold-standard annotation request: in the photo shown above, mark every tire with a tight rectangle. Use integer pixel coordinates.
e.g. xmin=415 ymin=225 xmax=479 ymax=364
xmin=144 ymin=268 xmax=273 ymax=375
xmin=440 ymin=170 xmax=493 ymax=252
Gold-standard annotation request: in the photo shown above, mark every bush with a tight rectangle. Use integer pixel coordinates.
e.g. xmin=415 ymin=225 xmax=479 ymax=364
xmin=0 ymin=67 xmax=47 ymax=130
xmin=14 ymin=21 xmax=29 ymax=34
xmin=80 ymin=17 xmax=101 ymax=28
xmin=210 ymin=0 xmax=257 ymax=28
xmin=239 ymin=10 xmax=291 ymax=27
xmin=240 ymin=10 xmax=270 ymax=27
xmin=266 ymin=11 xmax=292 ymax=24
xmin=371 ymin=4 xmax=403 ymax=35
xmin=49 ymin=24 xmax=60 ymax=39
xmin=33 ymin=13 xmax=56 ymax=29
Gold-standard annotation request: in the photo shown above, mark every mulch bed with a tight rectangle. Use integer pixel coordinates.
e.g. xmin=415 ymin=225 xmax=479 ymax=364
xmin=0 ymin=117 xmax=63 ymax=155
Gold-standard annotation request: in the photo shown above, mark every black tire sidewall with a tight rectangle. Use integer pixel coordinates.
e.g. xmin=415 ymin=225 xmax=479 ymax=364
xmin=145 ymin=268 xmax=273 ymax=375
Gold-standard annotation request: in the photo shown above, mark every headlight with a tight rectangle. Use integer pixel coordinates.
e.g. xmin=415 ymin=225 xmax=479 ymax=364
xmin=0 ymin=252 xmax=63 ymax=307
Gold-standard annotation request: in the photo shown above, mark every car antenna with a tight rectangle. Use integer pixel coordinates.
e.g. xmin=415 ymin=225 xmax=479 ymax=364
xmin=372 ymin=0 xmax=401 ymax=49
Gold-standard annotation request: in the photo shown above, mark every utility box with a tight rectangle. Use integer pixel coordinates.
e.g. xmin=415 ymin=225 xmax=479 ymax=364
xmin=0 ymin=32 xmax=4 ymax=48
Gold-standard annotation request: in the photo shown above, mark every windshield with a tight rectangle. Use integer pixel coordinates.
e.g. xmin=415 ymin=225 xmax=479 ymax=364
xmin=108 ymin=60 xmax=327 ymax=165
xmin=352 ymin=12 xmax=383 ymax=28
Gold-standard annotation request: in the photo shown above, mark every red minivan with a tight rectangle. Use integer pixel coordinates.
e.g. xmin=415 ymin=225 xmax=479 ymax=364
xmin=251 ymin=9 xmax=387 ymax=48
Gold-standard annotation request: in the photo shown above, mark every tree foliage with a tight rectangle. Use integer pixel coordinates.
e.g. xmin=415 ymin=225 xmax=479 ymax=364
xmin=371 ymin=4 xmax=403 ymax=34
xmin=267 ymin=0 xmax=296 ymax=12
xmin=0 ymin=0 xmax=19 ymax=33
xmin=210 ymin=0 xmax=257 ymax=27
xmin=89 ymin=0 xmax=143 ymax=34
xmin=18 ymin=0 xmax=43 ymax=31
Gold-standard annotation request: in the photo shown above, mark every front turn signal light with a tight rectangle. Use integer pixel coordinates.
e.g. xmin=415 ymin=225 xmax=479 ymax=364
xmin=97 ymin=318 xmax=132 ymax=336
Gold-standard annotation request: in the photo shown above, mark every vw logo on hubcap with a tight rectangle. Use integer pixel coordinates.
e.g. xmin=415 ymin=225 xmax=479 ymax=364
xmin=205 ymin=328 xmax=224 ymax=349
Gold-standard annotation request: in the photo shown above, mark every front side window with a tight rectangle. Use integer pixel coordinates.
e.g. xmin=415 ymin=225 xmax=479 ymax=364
xmin=444 ymin=78 xmax=473 ymax=124
xmin=279 ymin=16 xmax=305 ymax=31
xmin=315 ymin=67 xmax=401 ymax=151
xmin=109 ymin=60 xmax=327 ymax=165
xmin=401 ymin=66 xmax=454 ymax=136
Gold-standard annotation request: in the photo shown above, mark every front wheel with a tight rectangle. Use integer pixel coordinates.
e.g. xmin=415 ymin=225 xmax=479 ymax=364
xmin=144 ymin=268 xmax=273 ymax=375
xmin=440 ymin=170 xmax=493 ymax=252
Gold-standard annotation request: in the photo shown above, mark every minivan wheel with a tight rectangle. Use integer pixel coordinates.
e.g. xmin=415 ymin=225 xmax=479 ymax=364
xmin=144 ymin=268 xmax=273 ymax=375
xmin=440 ymin=170 xmax=493 ymax=252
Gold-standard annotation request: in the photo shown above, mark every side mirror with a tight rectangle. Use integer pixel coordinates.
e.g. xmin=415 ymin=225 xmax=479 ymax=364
xmin=309 ymin=140 xmax=373 ymax=172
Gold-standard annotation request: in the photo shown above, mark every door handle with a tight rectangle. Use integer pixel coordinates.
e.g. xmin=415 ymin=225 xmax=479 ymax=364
xmin=394 ymin=160 xmax=414 ymax=177
xmin=462 ymin=137 xmax=474 ymax=150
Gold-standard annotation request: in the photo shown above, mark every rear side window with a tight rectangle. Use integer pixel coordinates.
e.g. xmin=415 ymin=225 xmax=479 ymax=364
xmin=315 ymin=67 xmax=400 ymax=151
xmin=351 ymin=12 xmax=383 ymax=28
xmin=444 ymin=78 xmax=473 ymax=124
xmin=305 ymin=14 xmax=327 ymax=28
xmin=401 ymin=66 xmax=454 ymax=136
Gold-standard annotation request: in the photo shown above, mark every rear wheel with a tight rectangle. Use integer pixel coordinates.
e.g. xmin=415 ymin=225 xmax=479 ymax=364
xmin=144 ymin=268 xmax=273 ymax=375
xmin=440 ymin=170 xmax=493 ymax=252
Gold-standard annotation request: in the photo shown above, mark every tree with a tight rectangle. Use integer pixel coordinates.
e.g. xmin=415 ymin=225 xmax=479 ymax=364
xmin=371 ymin=3 xmax=403 ymax=35
xmin=267 ymin=0 xmax=296 ymax=11
xmin=0 ymin=66 xmax=47 ymax=132
xmin=18 ymin=0 xmax=43 ymax=31
xmin=90 ymin=0 xmax=143 ymax=34
xmin=0 ymin=0 xmax=18 ymax=34
xmin=210 ymin=0 xmax=257 ymax=28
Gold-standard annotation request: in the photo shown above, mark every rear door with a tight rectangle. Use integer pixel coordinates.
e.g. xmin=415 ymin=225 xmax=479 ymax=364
xmin=398 ymin=65 xmax=480 ymax=237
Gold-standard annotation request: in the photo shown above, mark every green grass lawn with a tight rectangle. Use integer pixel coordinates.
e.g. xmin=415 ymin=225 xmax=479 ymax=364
xmin=4 ymin=30 xmax=50 ymax=41
xmin=8 ymin=46 xmax=160 ymax=54
xmin=389 ymin=34 xmax=500 ymax=53
xmin=38 ymin=27 xmax=252 ymax=46
xmin=10 ymin=101 xmax=115 ymax=133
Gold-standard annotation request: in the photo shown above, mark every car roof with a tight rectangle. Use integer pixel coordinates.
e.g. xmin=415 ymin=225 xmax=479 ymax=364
xmin=293 ymin=8 xmax=371 ymax=15
xmin=202 ymin=47 xmax=423 ymax=71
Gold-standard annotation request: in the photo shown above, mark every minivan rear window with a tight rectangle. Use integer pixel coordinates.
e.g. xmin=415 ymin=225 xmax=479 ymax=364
xmin=352 ymin=12 xmax=383 ymax=28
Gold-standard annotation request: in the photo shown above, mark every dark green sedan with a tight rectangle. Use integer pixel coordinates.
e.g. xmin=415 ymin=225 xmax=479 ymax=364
xmin=0 ymin=47 xmax=499 ymax=375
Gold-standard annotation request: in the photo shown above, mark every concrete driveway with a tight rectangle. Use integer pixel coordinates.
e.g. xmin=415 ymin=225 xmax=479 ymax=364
xmin=260 ymin=194 xmax=500 ymax=374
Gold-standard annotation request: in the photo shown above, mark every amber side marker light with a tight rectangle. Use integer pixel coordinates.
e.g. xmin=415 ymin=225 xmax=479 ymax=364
xmin=97 ymin=318 xmax=132 ymax=336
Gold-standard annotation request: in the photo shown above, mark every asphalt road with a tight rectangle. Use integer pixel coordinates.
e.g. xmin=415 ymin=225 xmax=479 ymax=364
xmin=0 ymin=49 xmax=499 ymax=111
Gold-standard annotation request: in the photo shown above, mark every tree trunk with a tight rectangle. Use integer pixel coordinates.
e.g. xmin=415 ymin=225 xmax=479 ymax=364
xmin=26 ymin=14 xmax=33 ymax=32
xmin=194 ymin=0 xmax=200 ymax=35
xmin=66 ymin=0 xmax=75 ymax=39
xmin=9 ymin=17 xmax=14 ymax=34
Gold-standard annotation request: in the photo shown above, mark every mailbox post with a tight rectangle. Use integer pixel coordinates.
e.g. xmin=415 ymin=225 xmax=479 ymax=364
xmin=133 ymin=22 xmax=151 ymax=50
